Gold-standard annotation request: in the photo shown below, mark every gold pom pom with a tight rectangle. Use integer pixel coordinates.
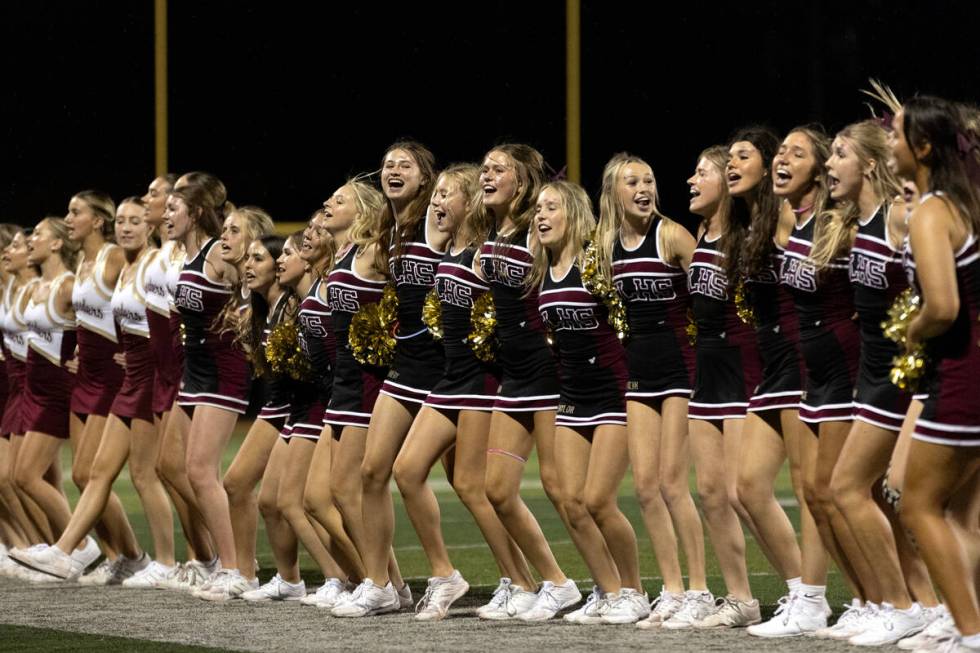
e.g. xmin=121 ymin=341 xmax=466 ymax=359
xmin=685 ymin=308 xmax=698 ymax=346
xmin=734 ymin=280 xmax=756 ymax=326
xmin=580 ymin=236 xmax=629 ymax=341
xmin=179 ymin=321 xmax=187 ymax=346
xmin=422 ymin=288 xmax=443 ymax=341
xmin=467 ymin=291 xmax=497 ymax=362
xmin=881 ymin=288 xmax=927 ymax=391
xmin=349 ymin=285 xmax=398 ymax=367
xmin=265 ymin=320 xmax=312 ymax=381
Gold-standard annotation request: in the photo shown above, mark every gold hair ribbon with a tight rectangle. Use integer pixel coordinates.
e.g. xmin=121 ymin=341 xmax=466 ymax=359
xmin=422 ymin=289 xmax=443 ymax=341
xmin=685 ymin=308 xmax=698 ymax=346
xmin=349 ymin=285 xmax=398 ymax=367
xmin=734 ymin=280 xmax=756 ymax=326
xmin=881 ymin=288 xmax=927 ymax=391
xmin=581 ymin=238 xmax=629 ymax=341
xmin=265 ymin=320 xmax=312 ymax=381
xmin=467 ymin=291 xmax=497 ymax=363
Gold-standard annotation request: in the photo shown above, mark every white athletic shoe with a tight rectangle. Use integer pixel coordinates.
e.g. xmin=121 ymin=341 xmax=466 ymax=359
xmin=478 ymin=579 xmax=538 ymax=620
xmin=517 ymin=579 xmax=583 ymax=622
xmin=13 ymin=544 xmax=79 ymax=580
xmin=397 ymin=583 xmax=413 ymax=610
xmin=814 ymin=600 xmax=876 ymax=640
xmin=696 ymin=595 xmax=761 ymax=628
xmin=415 ymin=570 xmax=470 ymax=621
xmin=241 ymin=574 xmax=306 ymax=602
xmin=122 ymin=561 xmax=177 ymax=589
xmin=152 ymin=562 xmax=185 ymax=589
xmin=849 ymin=601 xmax=927 ymax=646
xmin=601 ymin=588 xmax=650 ymax=624
xmin=197 ymin=569 xmax=258 ymax=601
xmin=172 ymin=558 xmax=219 ymax=592
xmin=636 ymin=587 xmax=685 ymax=630
xmin=70 ymin=536 xmax=101 ymax=572
xmin=662 ymin=590 xmax=717 ymax=630
xmin=934 ymin=635 xmax=980 ymax=653
xmin=331 ymin=579 xmax=400 ymax=617
xmin=748 ymin=593 xmax=827 ymax=638
xmin=305 ymin=578 xmax=348 ymax=608
xmin=563 ymin=587 xmax=608 ymax=624
xmin=16 ymin=565 xmax=65 ymax=583
xmin=0 ymin=555 xmax=23 ymax=578
xmin=899 ymin=605 xmax=953 ymax=650
xmin=78 ymin=559 xmax=116 ymax=586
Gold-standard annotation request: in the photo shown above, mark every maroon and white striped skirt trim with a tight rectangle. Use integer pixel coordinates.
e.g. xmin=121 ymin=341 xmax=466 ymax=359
xmin=556 ymin=411 xmax=627 ymax=428
xmin=689 ymin=401 xmax=748 ymax=421
xmin=853 ymin=402 xmax=905 ymax=432
xmin=912 ymin=418 xmax=980 ymax=447
xmin=799 ymin=401 xmax=853 ymax=424
xmin=748 ymin=391 xmax=801 ymax=414
xmin=323 ymin=409 xmax=371 ymax=429
xmin=177 ymin=391 xmax=250 ymax=415
xmin=379 ymin=379 xmax=431 ymax=405
xmin=492 ymin=394 xmax=559 ymax=413
xmin=424 ymin=392 xmax=497 ymax=411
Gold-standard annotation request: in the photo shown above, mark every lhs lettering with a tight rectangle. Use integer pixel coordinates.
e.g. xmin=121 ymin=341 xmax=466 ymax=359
xmin=393 ymin=259 xmax=436 ymax=286
xmin=780 ymin=257 xmax=816 ymax=292
xmin=616 ymin=277 xmax=676 ymax=301
xmin=329 ymin=287 xmax=359 ymax=313
xmin=850 ymin=254 xmax=888 ymax=289
xmin=548 ymin=306 xmax=599 ymax=331
xmin=435 ymin=277 xmax=473 ymax=309
xmin=174 ymin=285 xmax=203 ymax=312
xmin=688 ymin=265 xmax=728 ymax=300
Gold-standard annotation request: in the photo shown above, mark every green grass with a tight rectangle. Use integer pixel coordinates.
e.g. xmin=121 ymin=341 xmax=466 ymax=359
xmin=0 ymin=624 xmax=236 ymax=652
xmin=58 ymin=422 xmax=848 ymax=610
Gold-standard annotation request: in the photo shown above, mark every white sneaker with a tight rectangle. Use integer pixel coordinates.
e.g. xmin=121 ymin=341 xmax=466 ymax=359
xmin=305 ymin=578 xmax=349 ymax=608
xmin=12 ymin=544 xmax=79 ymax=580
xmin=415 ymin=570 xmax=469 ymax=621
xmin=899 ymin=605 xmax=953 ymax=650
xmin=171 ymin=558 xmax=218 ymax=592
xmin=197 ymin=569 xmax=258 ymax=601
xmin=78 ymin=559 xmax=116 ymax=586
xmin=601 ymin=588 xmax=651 ymax=624
xmin=563 ymin=587 xmax=608 ymax=624
xmin=122 ymin=561 xmax=177 ymax=589
xmin=815 ymin=601 xmax=877 ymax=640
xmin=241 ymin=574 xmax=306 ymax=602
xmin=662 ymin=590 xmax=717 ymax=630
xmin=636 ymin=587 xmax=685 ymax=630
xmin=850 ymin=602 xmax=927 ymax=646
xmin=748 ymin=593 xmax=827 ymax=637
xmin=0 ymin=555 xmax=23 ymax=578
xmin=152 ymin=562 xmax=185 ymax=589
xmin=331 ymin=579 xmax=400 ymax=617
xmin=518 ymin=579 xmax=583 ymax=621
xmin=935 ymin=634 xmax=980 ymax=653
xmin=696 ymin=595 xmax=761 ymax=628
xmin=478 ymin=580 xmax=538 ymax=620
xmin=16 ymin=565 xmax=64 ymax=583
xmin=70 ymin=536 xmax=102 ymax=572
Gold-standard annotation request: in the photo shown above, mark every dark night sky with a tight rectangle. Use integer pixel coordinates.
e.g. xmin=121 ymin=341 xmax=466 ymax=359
xmin=2 ymin=1 xmax=978 ymax=228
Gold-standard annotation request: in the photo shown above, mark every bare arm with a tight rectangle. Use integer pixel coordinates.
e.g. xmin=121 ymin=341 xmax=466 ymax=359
xmin=906 ymin=198 xmax=963 ymax=348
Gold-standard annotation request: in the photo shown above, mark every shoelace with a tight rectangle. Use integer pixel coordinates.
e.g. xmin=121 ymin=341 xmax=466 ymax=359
xmin=773 ymin=594 xmax=796 ymax=624
xmin=835 ymin=603 xmax=861 ymax=627
xmin=649 ymin=592 xmax=680 ymax=617
xmin=415 ymin=584 xmax=436 ymax=613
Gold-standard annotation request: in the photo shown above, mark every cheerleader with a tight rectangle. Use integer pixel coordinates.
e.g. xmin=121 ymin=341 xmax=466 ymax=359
xmin=168 ymin=173 xmax=252 ymax=598
xmin=300 ymin=193 xmax=380 ymax=610
xmin=894 ymin=96 xmax=980 ymax=653
xmin=15 ymin=198 xmax=179 ymax=583
xmin=392 ymin=164 xmax=533 ymax=620
xmin=339 ymin=142 xmax=445 ymax=616
xmin=597 ymin=153 xmax=706 ymax=628
xmin=12 ymin=217 xmax=100 ymax=577
xmin=315 ymin=180 xmax=411 ymax=616
xmin=211 ymin=207 xmax=284 ymax=594
xmin=731 ymin=126 xmax=832 ymax=637
xmin=468 ymin=144 xmax=581 ymax=620
xmin=532 ymin=181 xmax=646 ymax=624
xmin=61 ymin=191 xmax=145 ymax=576
xmin=0 ymin=225 xmax=41 ymax=558
xmin=671 ymin=145 xmax=760 ymax=628
xmin=815 ymin=119 xmax=941 ymax=645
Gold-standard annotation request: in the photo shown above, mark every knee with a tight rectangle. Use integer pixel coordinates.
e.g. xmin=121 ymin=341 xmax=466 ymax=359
xmin=735 ymin=473 xmax=769 ymax=512
xmin=185 ymin=461 xmax=213 ymax=493
xmin=71 ymin=466 xmax=90 ymax=492
xmin=258 ymin=489 xmax=279 ymax=519
xmin=360 ymin=460 xmax=389 ymax=493
xmin=562 ymin=496 xmax=592 ymax=529
xmin=696 ymin=479 xmax=729 ymax=516
xmin=584 ymin=492 xmax=617 ymax=524
xmin=633 ymin=475 xmax=663 ymax=512
xmin=155 ymin=453 xmax=179 ymax=486
xmin=392 ymin=460 xmax=422 ymax=497
xmin=804 ymin=478 xmax=834 ymax=520
xmin=222 ymin=472 xmax=249 ymax=505
xmin=302 ymin=484 xmax=331 ymax=521
xmin=538 ymin=468 xmax=562 ymax=505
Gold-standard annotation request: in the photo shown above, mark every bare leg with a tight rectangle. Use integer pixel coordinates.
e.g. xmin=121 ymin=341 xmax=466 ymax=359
xmin=129 ymin=416 xmax=175 ymax=565
xmin=257 ymin=438 xmax=299 ymax=582
xmin=184 ymin=406 xmax=238 ymax=569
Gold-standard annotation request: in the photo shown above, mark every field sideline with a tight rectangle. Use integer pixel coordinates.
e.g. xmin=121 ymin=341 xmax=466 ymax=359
xmin=0 ymin=422 xmax=850 ymax=651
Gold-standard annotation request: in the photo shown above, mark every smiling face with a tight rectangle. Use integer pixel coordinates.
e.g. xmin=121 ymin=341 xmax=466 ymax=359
xmin=322 ymin=186 xmax=357 ymax=237
xmin=772 ymin=131 xmax=820 ymax=200
xmin=826 ymin=136 xmax=869 ymax=202
xmin=616 ymin=162 xmax=656 ymax=220
xmin=2 ymin=232 xmax=30 ymax=274
xmin=300 ymin=213 xmax=331 ymax=264
xmin=114 ymin=201 xmax=151 ymax=253
xmin=27 ymin=220 xmax=59 ymax=265
xmin=64 ymin=195 xmax=103 ymax=242
xmin=479 ymin=150 xmax=520 ymax=215
xmin=244 ymin=240 xmax=277 ymax=294
xmin=534 ymin=187 xmax=567 ymax=250
xmin=430 ymin=174 xmax=466 ymax=236
xmin=687 ymin=156 xmax=726 ymax=217
xmin=142 ymin=177 xmax=171 ymax=226
xmin=381 ymin=148 xmax=423 ymax=208
xmin=276 ymin=237 xmax=306 ymax=288
xmin=726 ymin=141 xmax=767 ymax=198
